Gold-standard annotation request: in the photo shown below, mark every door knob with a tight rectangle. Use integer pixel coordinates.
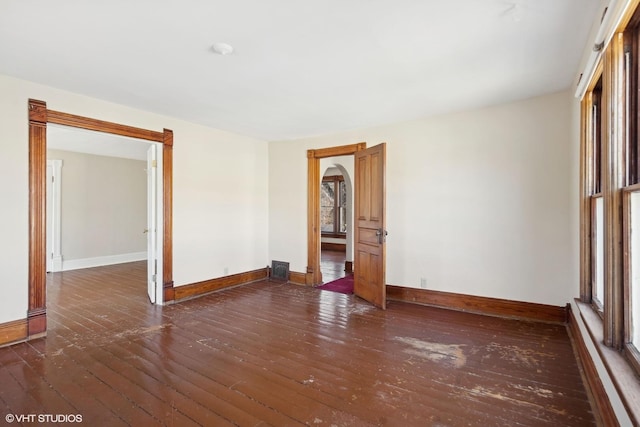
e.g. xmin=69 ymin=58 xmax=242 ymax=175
xmin=376 ymin=229 xmax=388 ymax=244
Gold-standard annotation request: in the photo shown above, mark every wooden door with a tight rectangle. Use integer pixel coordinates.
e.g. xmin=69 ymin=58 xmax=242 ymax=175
xmin=354 ymin=143 xmax=386 ymax=309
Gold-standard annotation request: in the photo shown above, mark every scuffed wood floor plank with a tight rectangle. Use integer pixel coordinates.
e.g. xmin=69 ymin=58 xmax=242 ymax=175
xmin=0 ymin=262 xmax=595 ymax=426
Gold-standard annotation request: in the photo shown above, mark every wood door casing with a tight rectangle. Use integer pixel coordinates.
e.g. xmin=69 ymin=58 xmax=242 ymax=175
xmin=306 ymin=143 xmax=366 ymax=285
xmin=27 ymin=99 xmax=174 ymax=338
xmin=354 ymin=143 xmax=386 ymax=309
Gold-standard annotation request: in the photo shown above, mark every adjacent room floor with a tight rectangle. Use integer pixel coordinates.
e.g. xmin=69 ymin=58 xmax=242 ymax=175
xmin=320 ymin=250 xmax=346 ymax=283
xmin=0 ymin=262 xmax=596 ymax=426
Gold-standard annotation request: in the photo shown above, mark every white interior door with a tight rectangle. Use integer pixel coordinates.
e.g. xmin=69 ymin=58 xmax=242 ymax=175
xmin=46 ymin=159 xmax=63 ymax=273
xmin=147 ymin=145 xmax=158 ymax=303
xmin=46 ymin=163 xmax=53 ymax=273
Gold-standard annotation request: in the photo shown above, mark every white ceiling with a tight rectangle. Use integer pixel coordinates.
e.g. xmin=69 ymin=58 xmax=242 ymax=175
xmin=0 ymin=0 xmax=601 ymax=141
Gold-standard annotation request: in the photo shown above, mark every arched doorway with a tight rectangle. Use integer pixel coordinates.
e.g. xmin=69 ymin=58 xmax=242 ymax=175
xmin=320 ymin=160 xmax=354 ymax=282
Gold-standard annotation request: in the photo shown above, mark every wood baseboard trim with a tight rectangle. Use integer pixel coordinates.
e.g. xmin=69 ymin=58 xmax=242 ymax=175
xmin=163 ymin=281 xmax=175 ymax=304
xmin=344 ymin=261 xmax=353 ymax=274
xmin=174 ymin=268 xmax=268 ymax=302
xmin=386 ymin=286 xmax=567 ymax=324
xmin=289 ymin=271 xmax=307 ymax=285
xmin=27 ymin=307 xmax=47 ymax=337
xmin=0 ymin=318 xmax=28 ymax=348
xmin=567 ymin=303 xmax=618 ymax=426
xmin=321 ymin=242 xmax=346 ymax=252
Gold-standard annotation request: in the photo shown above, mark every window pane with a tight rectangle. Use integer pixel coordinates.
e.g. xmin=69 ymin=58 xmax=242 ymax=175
xmin=321 ymin=182 xmax=334 ymax=207
xmin=631 ymin=192 xmax=640 ymax=347
xmin=339 ymin=206 xmax=347 ymax=233
xmin=339 ymin=180 xmax=347 ymax=207
xmin=593 ymin=81 xmax=602 ymax=194
xmin=321 ymin=207 xmax=335 ymax=232
xmin=594 ymin=197 xmax=604 ymax=307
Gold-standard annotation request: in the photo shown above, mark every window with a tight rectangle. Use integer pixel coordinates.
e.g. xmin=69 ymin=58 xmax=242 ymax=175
xmin=590 ymin=77 xmax=604 ymax=312
xmin=593 ymin=195 xmax=604 ymax=310
xmin=581 ymin=5 xmax=640 ymax=379
xmin=626 ymin=190 xmax=640 ymax=372
xmin=627 ymin=13 xmax=640 ymax=187
xmin=321 ymin=175 xmax=346 ymax=235
xmin=625 ymin=11 xmax=640 ymax=374
xmin=579 ymin=5 xmax=640 ymax=420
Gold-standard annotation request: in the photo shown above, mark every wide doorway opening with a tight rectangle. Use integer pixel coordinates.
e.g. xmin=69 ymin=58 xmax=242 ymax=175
xmin=46 ymin=124 xmax=163 ymax=309
xmin=27 ymin=99 xmax=173 ymax=338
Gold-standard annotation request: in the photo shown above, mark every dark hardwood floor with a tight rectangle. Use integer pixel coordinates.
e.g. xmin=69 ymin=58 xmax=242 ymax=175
xmin=320 ymin=250 xmax=346 ymax=283
xmin=0 ymin=262 xmax=595 ymax=426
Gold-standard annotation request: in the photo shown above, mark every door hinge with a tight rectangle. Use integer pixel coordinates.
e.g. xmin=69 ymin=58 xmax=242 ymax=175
xmin=152 ymin=274 xmax=157 ymax=283
xmin=152 ymin=159 xmax=157 ymax=168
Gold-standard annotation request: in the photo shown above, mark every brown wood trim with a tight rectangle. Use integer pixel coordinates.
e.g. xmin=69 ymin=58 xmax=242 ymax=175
xmin=305 ymin=271 xmax=314 ymax=286
xmin=578 ymin=300 xmax=640 ymax=425
xmin=27 ymin=309 xmax=46 ymax=339
xmin=307 ymin=151 xmax=321 ymax=284
xmin=321 ymin=242 xmax=346 ymax=252
xmin=307 ymin=143 xmax=366 ymax=286
xmin=617 ymin=0 xmax=640 ymax=32
xmin=28 ymin=99 xmax=47 ymax=337
xmin=289 ymin=271 xmax=307 ymax=286
xmin=344 ymin=261 xmax=353 ymax=274
xmin=174 ymin=268 xmax=268 ymax=301
xmin=163 ymin=129 xmax=174 ymax=302
xmin=603 ymin=34 xmax=625 ymax=348
xmin=386 ymin=286 xmax=567 ymax=324
xmin=309 ymin=143 xmax=366 ymax=159
xmin=622 ymin=182 xmax=640 ymax=193
xmin=622 ymin=189 xmax=634 ymax=357
xmin=623 ymin=343 xmax=640 ymax=381
xmin=567 ymin=304 xmax=619 ymax=427
xmin=47 ymin=110 xmax=164 ymax=142
xmin=321 ymin=232 xmax=346 ymax=239
xmin=581 ymin=75 xmax=599 ymax=303
xmin=28 ymin=99 xmax=175 ymax=340
xmin=0 ymin=318 xmax=28 ymax=348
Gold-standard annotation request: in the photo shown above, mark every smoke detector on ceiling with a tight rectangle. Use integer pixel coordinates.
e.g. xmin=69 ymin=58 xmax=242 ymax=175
xmin=211 ymin=42 xmax=234 ymax=56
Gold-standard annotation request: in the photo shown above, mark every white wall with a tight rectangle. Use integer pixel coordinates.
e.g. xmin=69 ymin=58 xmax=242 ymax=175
xmin=0 ymin=73 xmax=269 ymax=324
xmin=269 ymin=91 xmax=575 ymax=306
xmin=47 ymin=149 xmax=147 ymax=264
xmin=569 ymin=92 xmax=582 ymax=301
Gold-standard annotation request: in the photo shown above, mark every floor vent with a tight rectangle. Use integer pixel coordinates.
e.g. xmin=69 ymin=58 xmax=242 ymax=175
xmin=270 ymin=260 xmax=290 ymax=282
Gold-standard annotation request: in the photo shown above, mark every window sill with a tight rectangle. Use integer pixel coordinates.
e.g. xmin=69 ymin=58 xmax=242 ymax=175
xmin=575 ymin=300 xmax=640 ymax=425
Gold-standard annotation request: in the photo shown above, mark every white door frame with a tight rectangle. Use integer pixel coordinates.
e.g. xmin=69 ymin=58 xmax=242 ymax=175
xmin=46 ymin=159 xmax=63 ymax=272
xmin=147 ymin=143 xmax=164 ymax=304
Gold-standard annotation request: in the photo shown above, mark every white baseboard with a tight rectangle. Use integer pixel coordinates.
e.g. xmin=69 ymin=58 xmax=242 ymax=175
xmin=62 ymin=252 xmax=147 ymax=271
xmin=51 ymin=256 xmax=63 ymax=272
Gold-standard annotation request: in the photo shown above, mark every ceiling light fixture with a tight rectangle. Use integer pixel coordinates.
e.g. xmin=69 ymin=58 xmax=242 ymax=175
xmin=211 ymin=42 xmax=234 ymax=56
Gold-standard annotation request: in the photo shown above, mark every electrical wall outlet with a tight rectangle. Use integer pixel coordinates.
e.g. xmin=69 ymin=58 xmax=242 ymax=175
xmin=420 ymin=277 xmax=427 ymax=288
